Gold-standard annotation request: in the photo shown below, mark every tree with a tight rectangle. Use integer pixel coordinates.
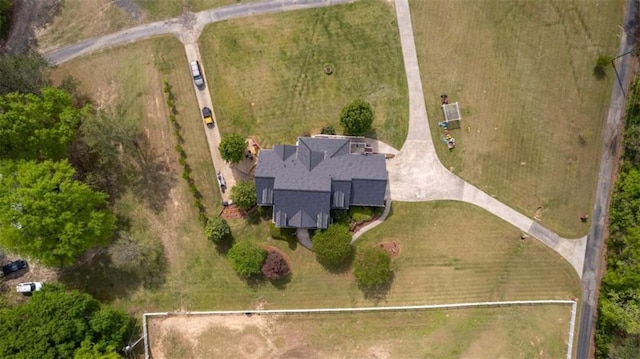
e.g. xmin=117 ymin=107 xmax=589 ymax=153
xmin=353 ymin=246 xmax=393 ymax=290
xmin=227 ymin=240 xmax=267 ymax=278
xmin=0 ymin=286 xmax=130 ymax=359
xmin=0 ymin=160 xmax=115 ymax=266
xmin=218 ymin=134 xmax=246 ymax=164
xmin=230 ymin=180 xmax=257 ymax=210
xmin=340 ymin=99 xmax=374 ymax=136
xmin=312 ymin=224 xmax=354 ymax=267
xmin=320 ymin=125 xmax=336 ymax=135
xmin=70 ymin=109 xmax=140 ymax=197
xmin=0 ymin=53 xmax=50 ymax=96
xmin=204 ymin=216 xmax=231 ymax=243
xmin=0 ymin=0 xmax=12 ymax=39
xmin=594 ymin=54 xmax=612 ymax=79
xmin=0 ymin=87 xmax=87 ymax=161
xmin=261 ymin=250 xmax=290 ymax=280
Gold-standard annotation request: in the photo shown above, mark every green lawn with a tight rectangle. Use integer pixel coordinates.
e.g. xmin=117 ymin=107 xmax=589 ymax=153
xmin=200 ymin=0 xmax=408 ymax=149
xmin=149 ymin=304 xmax=572 ymax=359
xmin=410 ymin=0 xmax=623 ymax=237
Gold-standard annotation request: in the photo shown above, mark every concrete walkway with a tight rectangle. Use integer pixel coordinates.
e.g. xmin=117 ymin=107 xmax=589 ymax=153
xmin=389 ymin=0 xmax=586 ymax=276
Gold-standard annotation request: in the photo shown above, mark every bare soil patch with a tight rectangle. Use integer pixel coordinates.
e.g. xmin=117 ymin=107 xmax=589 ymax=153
xmin=148 ymin=305 xmax=572 ymax=359
xmin=2 ymin=0 xmax=59 ymax=54
xmin=377 ymin=240 xmax=400 ymax=257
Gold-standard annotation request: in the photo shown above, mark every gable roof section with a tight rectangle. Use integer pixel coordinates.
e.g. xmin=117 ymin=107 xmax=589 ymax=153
xmin=256 ymin=137 xmax=387 ymax=191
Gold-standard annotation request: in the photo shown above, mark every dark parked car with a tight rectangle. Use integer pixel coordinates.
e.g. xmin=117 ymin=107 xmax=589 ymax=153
xmin=2 ymin=259 xmax=27 ymax=276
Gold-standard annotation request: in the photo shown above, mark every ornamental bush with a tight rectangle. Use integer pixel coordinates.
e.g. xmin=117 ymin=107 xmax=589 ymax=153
xmin=312 ymin=224 xmax=354 ymax=268
xmin=227 ymin=240 xmax=267 ymax=278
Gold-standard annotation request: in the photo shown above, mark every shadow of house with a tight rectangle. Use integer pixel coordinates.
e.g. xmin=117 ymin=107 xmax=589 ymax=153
xmin=255 ymin=137 xmax=388 ymax=231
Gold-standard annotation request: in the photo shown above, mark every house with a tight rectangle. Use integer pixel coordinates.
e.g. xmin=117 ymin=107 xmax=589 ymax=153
xmin=255 ymin=137 xmax=388 ymax=229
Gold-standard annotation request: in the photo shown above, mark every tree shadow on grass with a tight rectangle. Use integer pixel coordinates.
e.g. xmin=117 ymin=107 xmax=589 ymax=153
xmin=127 ymin=136 xmax=177 ymax=214
xmin=359 ymin=272 xmax=395 ymax=303
xmin=269 ymin=274 xmax=292 ymax=290
xmin=59 ymin=231 xmax=168 ymax=303
xmin=593 ymin=65 xmax=607 ymax=80
xmin=214 ymin=236 xmax=235 ymax=255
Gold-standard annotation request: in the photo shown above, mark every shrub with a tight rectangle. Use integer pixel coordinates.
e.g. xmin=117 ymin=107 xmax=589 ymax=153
xmin=205 ymin=217 xmax=231 ymax=243
xmin=227 ymin=240 xmax=267 ymax=278
xmin=269 ymin=222 xmax=296 ymax=241
xmin=340 ymin=99 xmax=374 ymax=136
xmin=321 ymin=125 xmax=336 ymax=135
xmin=353 ymin=246 xmax=393 ymax=290
xmin=261 ymin=250 xmax=290 ymax=280
xmin=231 ymin=180 xmax=257 ymax=210
xmin=350 ymin=206 xmax=374 ymax=223
xmin=312 ymin=224 xmax=354 ymax=267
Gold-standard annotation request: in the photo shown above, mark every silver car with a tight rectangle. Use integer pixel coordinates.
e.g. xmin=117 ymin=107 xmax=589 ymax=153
xmin=190 ymin=60 xmax=204 ymax=88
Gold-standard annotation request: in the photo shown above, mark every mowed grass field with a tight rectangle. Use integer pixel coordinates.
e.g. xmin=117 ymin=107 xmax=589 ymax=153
xmin=410 ymin=0 xmax=624 ymax=237
xmin=148 ymin=304 xmax=572 ymax=359
xmin=200 ymin=0 xmax=408 ymax=149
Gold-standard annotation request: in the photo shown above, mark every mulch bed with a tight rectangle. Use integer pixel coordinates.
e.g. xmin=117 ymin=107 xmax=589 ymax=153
xmin=349 ymin=214 xmax=382 ymax=233
xmin=219 ymin=204 xmax=246 ymax=220
xmin=377 ymin=241 xmax=400 ymax=257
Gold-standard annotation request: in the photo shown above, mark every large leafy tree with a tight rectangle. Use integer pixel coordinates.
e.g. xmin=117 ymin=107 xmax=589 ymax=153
xmin=218 ymin=134 xmax=246 ymax=164
xmin=0 ymin=53 xmax=50 ymax=95
xmin=0 ymin=286 xmax=130 ymax=358
xmin=227 ymin=240 xmax=267 ymax=278
xmin=0 ymin=160 xmax=115 ymax=266
xmin=312 ymin=224 xmax=354 ymax=268
xmin=0 ymin=87 xmax=87 ymax=161
xmin=340 ymin=99 xmax=374 ymax=136
xmin=353 ymin=246 xmax=393 ymax=290
xmin=230 ymin=180 xmax=257 ymax=210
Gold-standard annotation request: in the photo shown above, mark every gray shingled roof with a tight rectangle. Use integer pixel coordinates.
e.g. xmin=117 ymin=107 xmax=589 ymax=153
xmin=255 ymin=137 xmax=388 ymax=229
xmin=256 ymin=137 xmax=387 ymax=192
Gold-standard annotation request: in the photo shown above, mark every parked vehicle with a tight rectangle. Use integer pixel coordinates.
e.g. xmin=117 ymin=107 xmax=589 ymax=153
xmin=190 ymin=60 xmax=204 ymax=87
xmin=2 ymin=259 xmax=27 ymax=276
xmin=202 ymin=107 xmax=214 ymax=128
xmin=16 ymin=282 xmax=43 ymax=294
xmin=217 ymin=171 xmax=226 ymax=188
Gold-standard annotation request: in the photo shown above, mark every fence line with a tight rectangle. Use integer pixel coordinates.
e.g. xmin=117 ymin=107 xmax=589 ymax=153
xmin=142 ymin=299 xmax=577 ymax=359
xmin=567 ymin=300 xmax=578 ymax=359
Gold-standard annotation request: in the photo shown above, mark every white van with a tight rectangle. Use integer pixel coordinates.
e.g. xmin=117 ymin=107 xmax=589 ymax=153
xmin=16 ymin=282 xmax=43 ymax=294
xmin=190 ymin=60 xmax=204 ymax=87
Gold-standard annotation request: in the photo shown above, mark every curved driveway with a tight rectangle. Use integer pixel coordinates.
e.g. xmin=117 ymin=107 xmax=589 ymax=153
xmin=390 ymin=0 xmax=586 ymax=276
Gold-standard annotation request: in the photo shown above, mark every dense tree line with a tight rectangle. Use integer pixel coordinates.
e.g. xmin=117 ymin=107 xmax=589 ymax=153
xmin=596 ymin=79 xmax=640 ymax=358
xmin=0 ymin=286 xmax=130 ymax=358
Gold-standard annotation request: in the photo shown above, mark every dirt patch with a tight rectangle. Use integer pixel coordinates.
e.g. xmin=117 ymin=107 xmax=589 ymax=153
xmin=377 ymin=241 xmax=400 ymax=257
xmin=2 ymin=0 xmax=60 ymax=54
xmin=534 ymin=206 xmax=544 ymax=221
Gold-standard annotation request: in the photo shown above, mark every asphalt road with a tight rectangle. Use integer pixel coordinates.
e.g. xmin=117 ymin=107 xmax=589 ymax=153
xmin=576 ymin=0 xmax=639 ymax=357
xmin=46 ymin=0 xmax=353 ymax=65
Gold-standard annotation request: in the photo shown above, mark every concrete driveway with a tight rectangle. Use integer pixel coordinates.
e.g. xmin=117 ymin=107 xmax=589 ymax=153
xmin=389 ymin=0 xmax=586 ymax=276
